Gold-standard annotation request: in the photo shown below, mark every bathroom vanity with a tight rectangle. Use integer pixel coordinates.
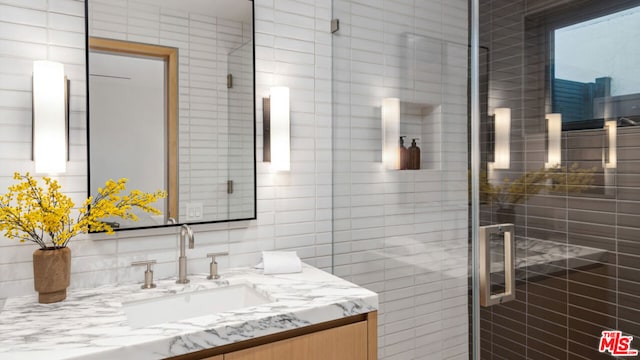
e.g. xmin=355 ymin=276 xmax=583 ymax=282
xmin=0 ymin=265 xmax=378 ymax=360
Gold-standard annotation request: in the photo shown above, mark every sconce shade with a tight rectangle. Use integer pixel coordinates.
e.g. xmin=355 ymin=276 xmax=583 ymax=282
xmin=545 ymin=113 xmax=562 ymax=169
xmin=33 ymin=60 xmax=67 ymax=174
xmin=382 ymin=98 xmax=400 ymax=169
xmin=491 ymin=108 xmax=510 ymax=169
xmin=604 ymin=120 xmax=617 ymax=169
xmin=270 ymin=87 xmax=290 ymax=171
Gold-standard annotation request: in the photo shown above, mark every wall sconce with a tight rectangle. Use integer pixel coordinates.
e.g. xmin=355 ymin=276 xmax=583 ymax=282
xmin=490 ymin=108 xmax=510 ymax=169
xmin=545 ymin=113 xmax=562 ymax=169
xmin=32 ymin=60 xmax=68 ymax=174
xmin=603 ymin=120 xmax=617 ymax=169
xmin=263 ymin=87 xmax=290 ymax=171
xmin=382 ymin=98 xmax=400 ymax=169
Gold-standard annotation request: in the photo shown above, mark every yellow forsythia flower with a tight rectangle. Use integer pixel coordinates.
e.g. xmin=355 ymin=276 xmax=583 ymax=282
xmin=0 ymin=173 xmax=166 ymax=249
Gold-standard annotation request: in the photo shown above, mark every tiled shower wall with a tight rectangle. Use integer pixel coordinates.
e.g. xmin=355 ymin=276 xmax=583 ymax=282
xmin=0 ymin=0 xmax=333 ymax=297
xmin=89 ymin=0 xmax=252 ymax=222
xmin=332 ymin=0 xmax=470 ymax=359
xmin=479 ymin=0 xmax=640 ymax=359
xmin=0 ymin=0 xmax=471 ymax=358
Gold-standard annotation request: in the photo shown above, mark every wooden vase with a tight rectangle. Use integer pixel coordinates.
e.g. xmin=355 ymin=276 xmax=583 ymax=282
xmin=33 ymin=247 xmax=71 ymax=304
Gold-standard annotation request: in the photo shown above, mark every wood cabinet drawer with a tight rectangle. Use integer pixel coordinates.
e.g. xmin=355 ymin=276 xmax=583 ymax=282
xmin=224 ymin=321 xmax=368 ymax=360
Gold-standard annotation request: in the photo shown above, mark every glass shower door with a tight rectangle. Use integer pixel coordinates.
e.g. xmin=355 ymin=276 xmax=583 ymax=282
xmin=472 ymin=1 xmax=640 ymax=359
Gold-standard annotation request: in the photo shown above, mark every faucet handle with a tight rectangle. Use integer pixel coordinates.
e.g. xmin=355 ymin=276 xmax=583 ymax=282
xmin=206 ymin=252 xmax=229 ymax=280
xmin=131 ymin=260 xmax=157 ymax=289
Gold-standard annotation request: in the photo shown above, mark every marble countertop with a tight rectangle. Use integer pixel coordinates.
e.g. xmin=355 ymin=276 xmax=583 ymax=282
xmin=491 ymin=237 xmax=608 ymax=276
xmin=0 ymin=265 xmax=378 ymax=360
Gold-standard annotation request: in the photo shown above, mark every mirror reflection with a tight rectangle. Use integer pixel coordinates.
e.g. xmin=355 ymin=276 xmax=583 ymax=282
xmin=86 ymin=0 xmax=255 ymax=229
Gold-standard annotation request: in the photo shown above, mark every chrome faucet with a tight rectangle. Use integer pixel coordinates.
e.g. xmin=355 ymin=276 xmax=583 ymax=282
xmin=176 ymin=224 xmax=194 ymax=284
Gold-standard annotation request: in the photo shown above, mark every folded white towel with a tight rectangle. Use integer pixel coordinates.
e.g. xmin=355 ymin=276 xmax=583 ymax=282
xmin=255 ymin=251 xmax=302 ymax=274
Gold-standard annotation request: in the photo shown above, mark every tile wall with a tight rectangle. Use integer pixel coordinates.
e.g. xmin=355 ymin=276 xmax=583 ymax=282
xmin=0 ymin=0 xmax=333 ymax=298
xmin=0 ymin=0 xmax=471 ymax=359
xmin=332 ymin=0 xmax=470 ymax=359
xmin=479 ymin=0 xmax=640 ymax=359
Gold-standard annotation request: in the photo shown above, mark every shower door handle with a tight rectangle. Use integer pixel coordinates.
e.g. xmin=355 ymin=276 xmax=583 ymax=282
xmin=479 ymin=224 xmax=515 ymax=307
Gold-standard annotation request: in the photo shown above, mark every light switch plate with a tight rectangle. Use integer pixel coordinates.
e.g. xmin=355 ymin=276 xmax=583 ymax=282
xmin=186 ymin=202 xmax=203 ymax=220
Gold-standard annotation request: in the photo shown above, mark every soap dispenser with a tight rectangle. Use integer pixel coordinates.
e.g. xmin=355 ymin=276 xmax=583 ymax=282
xmin=399 ymin=136 xmax=408 ymax=170
xmin=408 ymin=138 xmax=421 ymax=170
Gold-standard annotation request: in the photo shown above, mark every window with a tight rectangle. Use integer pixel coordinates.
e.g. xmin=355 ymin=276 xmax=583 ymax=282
xmin=552 ymin=5 xmax=640 ymax=129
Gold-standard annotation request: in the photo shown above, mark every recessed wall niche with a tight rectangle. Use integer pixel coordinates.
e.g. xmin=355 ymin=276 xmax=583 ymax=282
xmin=398 ymin=101 xmax=442 ymax=171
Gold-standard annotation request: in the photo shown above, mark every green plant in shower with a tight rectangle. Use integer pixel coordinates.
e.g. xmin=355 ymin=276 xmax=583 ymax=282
xmin=480 ymin=164 xmax=596 ymax=209
xmin=546 ymin=163 xmax=597 ymax=193
xmin=480 ymin=168 xmax=547 ymax=208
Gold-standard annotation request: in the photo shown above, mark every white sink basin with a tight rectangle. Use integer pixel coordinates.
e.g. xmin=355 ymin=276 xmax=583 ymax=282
xmin=123 ymin=284 xmax=272 ymax=328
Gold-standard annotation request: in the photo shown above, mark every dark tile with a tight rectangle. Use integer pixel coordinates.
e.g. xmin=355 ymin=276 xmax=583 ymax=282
xmin=619 ymin=293 xmax=640 ymax=311
xmin=527 ymin=336 xmax=568 ymax=360
xmin=526 ymin=227 xmax=567 ymax=242
xmin=528 ymin=347 xmax=563 ymax=360
xmin=567 ymin=148 xmax=603 ymax=161
xmin=493 ymin=300 xmax=526 ymax=321
xmin=619 ymin=320 xmax=640 ymax=339
xmin=568 ymin=329 xmax=600 ymax=351
xmin=618 ymin=160 xmax=640 ymax=175
xmin=568 ymin=293 xmax=616 ymax=318
xmin=480 ymin=349 xmax=492 ymax=360
xmin=492 ymin=341 xmax=526 ymax=360
xmin=618 ymin=306 xmax=640 ymax=329
xmin=569 ymin=306 xmax=616 ymax=329
xmin=568 ymin=281 xmax=616 ymax=303
xmin=528 ymin=324 xmax=567 ymax=350
xmin=568 ymin=209 xmax=615 ymax=226
xmin=528 ymin=279 xmax=568 ymax=302
xmin=567 ymin=260 xmax=615 ymax=277
xmin=618 ymin=267 xmax=640 ymax=284
xmin=528 ymin=292 xmax=567 ymax=315
xmin=575 ymin=250 xmax=616 ymax=265
xmin=619 ymin=214 xmax=640 ymax=229
xmin=493 ymin=325 xmax=527 ymax=354
xmin=528 ymin=271 xmax=568 ymax=290
xmin=619 ymin=226 xmax=640 ymax=242
xmin=493 ymin=313 xmax=527 ymax=339
xmin=480 ymin=348 xmax=493 ymax=359
xmin=568 ymin=340 xmax=614 ymax=360
xmin=617 ymin=128 xmax=640 ymax=147
xmin=529 ymin=305 xmax=567 ymax=328
xmin=568 ymin=221 xmax=615 ymax=239
xmin=525 ymin=195 xmax=567 ymax=208
xmin=617 ymin=174 xmax=640 ymax=187
xmin=618 ymin=147 xmax=640 ymax=161
xmin=619 ymin=278 xmax=640 ymax=299
xmin=568 ymin=233 xmax=615 ymax=252
xmin=568 ymin=317 xmax=607 ymax=341
xmin=565 ymin=131 xmax=603 ymax=148
xmin=568 ymin=197 xmax=616 ymax=212
xmin=568 ymin=269 xmax=616 ymax=290
xmin=528 ymin=216 xmax=568 ymax=232
xmin=618 ymin=254 xmax=640 ymax=270
xmin=528 ymin=205 xmax=568 ymax=220
xmin=528 ymin=263 xmax=568 ymax=278
xmin=617 ymin=187 xmax=640 ymax=201
xmin=619 ymin=239 xmax=640 ymax=257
